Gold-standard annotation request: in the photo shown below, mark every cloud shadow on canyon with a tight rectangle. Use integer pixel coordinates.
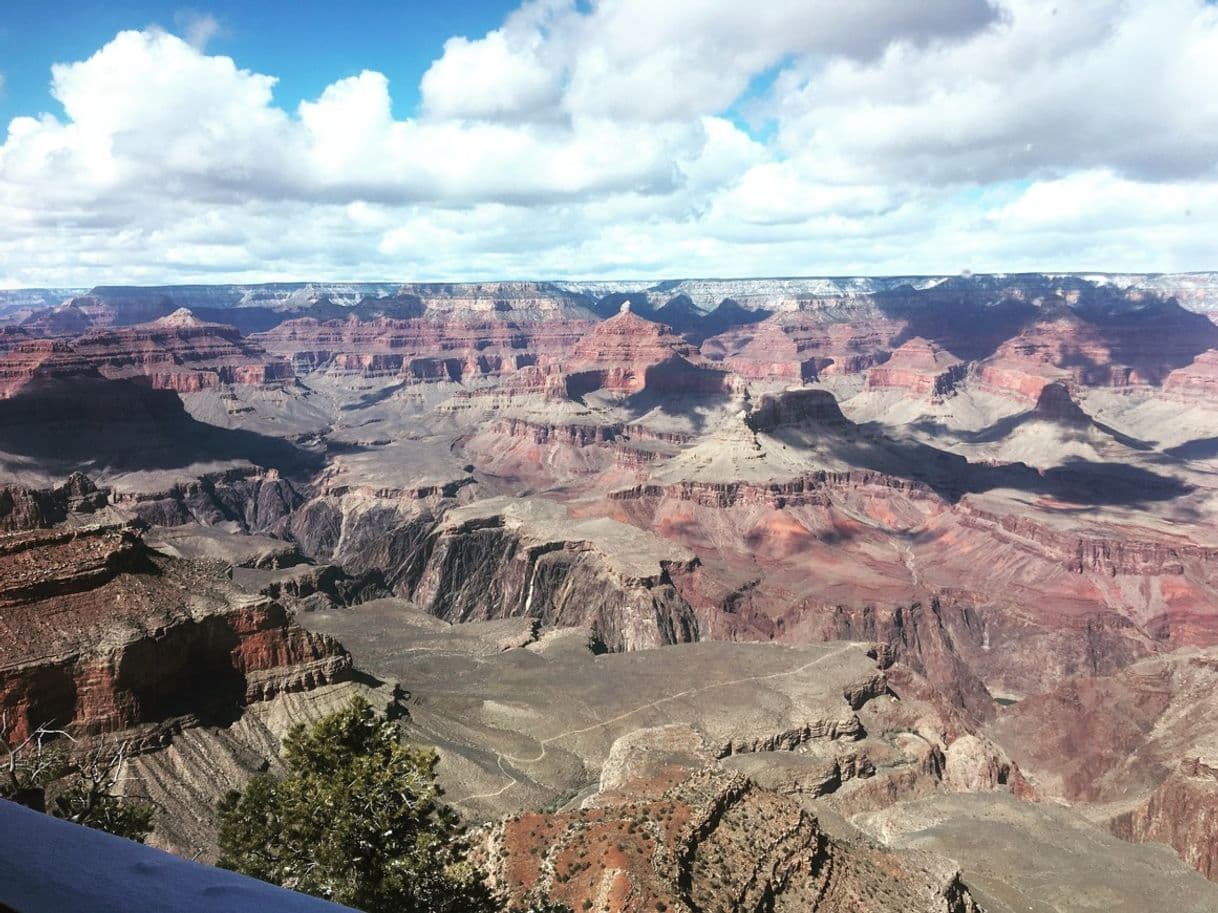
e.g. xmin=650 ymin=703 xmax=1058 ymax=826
xmin=1164 ymin=437 xmax=1218 ymax=463
xmin=875 ymin=283 xmax=1218 ymax=374
xmin=878 ymin=292 xmax=1039 ymax=362
xmin=913 ymin=411 xmax=1155 ymax=453
xmin=0 ymin=377 xmax=324 ymax=479
xmin=620 ymin=383 xmax=737 ymax=435
xmin=771 ymin=418 xmax=1191 ymax=508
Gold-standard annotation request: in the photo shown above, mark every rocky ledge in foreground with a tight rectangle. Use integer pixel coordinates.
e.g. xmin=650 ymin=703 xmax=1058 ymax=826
xmin=481 ymin=724 xmax=980 ymax=913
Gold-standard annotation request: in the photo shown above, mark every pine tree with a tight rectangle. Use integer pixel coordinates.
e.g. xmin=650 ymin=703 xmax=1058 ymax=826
xmin=216 ymin=695 xmax=496 ymax=913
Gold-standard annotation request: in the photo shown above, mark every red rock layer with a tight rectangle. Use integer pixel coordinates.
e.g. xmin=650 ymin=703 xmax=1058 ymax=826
xmin=562 ymin=307 xmax=728 ymax=396
xmin=570 ymin=307 xmax=698 ymax=365
xmin=973 ymin=298 xmax=1215 ymax=399
xmin=0 ymin=524 xmax=350 ymax=741
xmin=255 ymin=315 xmax=592 ymax=381
xmin=0 ymin=340 xmax=100 ymax=397
xmin=972 ymin=315 xmax=1094 ymax=400
xmin=483 ymin=764 xmax=979 ymax=913
xmin=0 ymin=310 xmax=292 ymax=397
xmin=493 ymin=418 xmax=619 ymax=447
xmin=955 ymin=501 xmax=1218 ymax=579
xmin=992 ymin=650 xmax=1218 ymax=881
xmin=609 ymin=471 xmax=935 ymax=510
xmin=716 ymin=309 xmax=901 ymax=381
xmin=865 ymin=336 xmax=967 ymax=398
xmin=487 ymin=418 xmax=697 ymax=449
xmin=69 ymin=310 xmax=293 ymax=391
xmin=0 ymin=326 xmax=30 ymax=351
xmin=1111 ymin=759 xmax=1218 ymax=879
xmin=1163 ymin=349 xmax=1218 ymax=398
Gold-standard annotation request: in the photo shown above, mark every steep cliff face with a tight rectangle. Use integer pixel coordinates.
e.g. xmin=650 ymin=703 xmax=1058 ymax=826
xmin=293 ymin=494 xmax=702 ymax=652
xmin=491 ymin=417 xmax=620 ymax=447
xmin=1111 ymin=759 xmax=1218 ymax=879
xmin=745 ymin=388 xmax=851 ymax=432
xmin=784 ymin=599 xmax=995 ymax=722
xmin=610 ymin=471 xmax=933 ymax=510
xmin=956 ymin=500 xmax=1218 ymax=582
xmin=988 ymin=648 xmax=1218 ymax=881
xmin=411 ymin=515 xmax=699 ymax=651
xmin=0 ymin=524 xmax=350 ymax=742
xmin=0 ymin=339 xmax=98 ymax=397
xmin=73 ymin=309 xmax=294 ymax=389
xmin=0 ymin=473 xmax=107 ymax=531
xmin=1032 ymin=382 xmax=1091 ymax=423
xmin=111 ymin=469 xmax=306 ymax=532
xmin=603 ymin=459 xmax=1210 ymax=708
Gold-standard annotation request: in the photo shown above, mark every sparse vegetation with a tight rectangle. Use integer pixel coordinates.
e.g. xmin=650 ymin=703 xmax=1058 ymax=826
xmin=1 ymin=715 xmax=154 ymax=843
xmin=515 ymin=901 xmax=573 ymax=913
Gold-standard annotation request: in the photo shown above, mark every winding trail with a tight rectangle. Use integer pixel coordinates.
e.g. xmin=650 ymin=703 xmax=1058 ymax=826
xmin=454 ymin=642 xmax=862 ymax=804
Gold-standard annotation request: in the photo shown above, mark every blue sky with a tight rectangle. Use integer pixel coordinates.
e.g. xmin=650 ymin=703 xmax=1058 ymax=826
xmin=0 ymin=1 xmax=514 ymax=124
xmin=0 ymin=0 xmax=1215 ymax=286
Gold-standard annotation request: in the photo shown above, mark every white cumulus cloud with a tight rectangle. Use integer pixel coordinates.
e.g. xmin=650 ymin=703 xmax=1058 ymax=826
xmin=0 ymin=0 xmax=1216 ymax=287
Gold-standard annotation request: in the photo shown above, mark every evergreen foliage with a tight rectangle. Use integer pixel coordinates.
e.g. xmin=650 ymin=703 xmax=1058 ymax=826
xmin=216 ymin=695 xmax=496 ymax=913
xmin=50 ymin=775 xmax=155 ymax=841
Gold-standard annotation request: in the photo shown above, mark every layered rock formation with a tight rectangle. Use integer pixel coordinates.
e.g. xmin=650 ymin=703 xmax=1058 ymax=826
xmin=7 ymin=280 xmax=594 ymax=334
xmin=0 ymin=523 xmax=350 ymax=742
xmin=0 ymin=473 xmax=108 ymax=531
xmin=0 ymin=339 xmax=99 ymax=398
xmin=562 ymin=303 xmax=728 ymax=397
xmin=302 ymin=606 xmax=1024 ymax=830
xmin=69 ymin=309 xmax=294 ymax=391
xmin=744 ymin=387 xmax=851 ymax=432
xmin=1110 ymin=758 xmax=1218 ymax=879
xmin=713 ymin=306 xmax=901 ymax=381
xmin=1164 ymin=349 xmax=1218 ymax=398
xmin=865 ymin=337 xmax=967 ymax=399
xmin=971 ymin=294 xmax=1218 ymax=400
xmin=292 ymin=494 xmax=701 ymax=652
xmin=0 ymin=310 xmax=292 ymax=398
xmin=255 ymin=310 xmax=593 ymax=382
